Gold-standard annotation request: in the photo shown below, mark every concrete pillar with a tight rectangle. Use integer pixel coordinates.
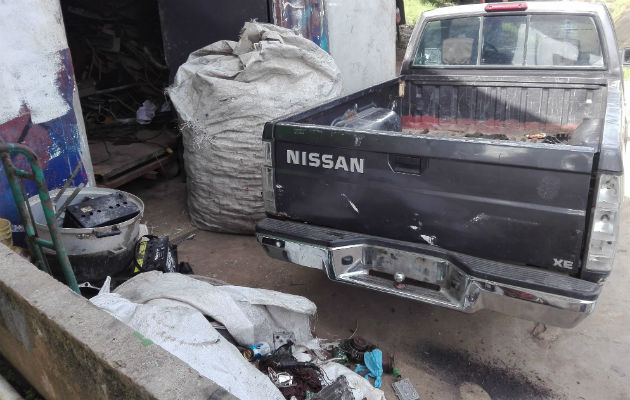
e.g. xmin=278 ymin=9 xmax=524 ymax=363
xmin=0 ymin=0 xmax=95 ymax=237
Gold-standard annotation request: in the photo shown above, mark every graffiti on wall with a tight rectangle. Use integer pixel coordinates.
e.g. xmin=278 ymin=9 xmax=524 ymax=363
xmin=0 ymin=0 xmax=88 ymax=231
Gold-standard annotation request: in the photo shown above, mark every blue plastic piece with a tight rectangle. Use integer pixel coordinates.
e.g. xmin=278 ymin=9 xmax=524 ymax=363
xmin=353 ymin=349 xmax=383 ymax=388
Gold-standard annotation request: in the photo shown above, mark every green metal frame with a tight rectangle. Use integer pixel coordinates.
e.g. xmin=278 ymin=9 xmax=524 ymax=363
xmin=0 ymin=141 xmax=80 ymax=293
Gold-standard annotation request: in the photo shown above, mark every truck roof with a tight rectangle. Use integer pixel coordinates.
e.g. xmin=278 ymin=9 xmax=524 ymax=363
xmin=422 ymin=1 xmax=607 ymax=18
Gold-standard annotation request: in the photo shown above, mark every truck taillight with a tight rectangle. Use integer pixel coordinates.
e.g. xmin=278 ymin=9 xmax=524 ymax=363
xmin=485 ymin=2 xmax=527 ymax=12
xmin=262 ymin=141 xmax=277 ymax=215
xmin=584 ymin=174 xmax=623 ymax=273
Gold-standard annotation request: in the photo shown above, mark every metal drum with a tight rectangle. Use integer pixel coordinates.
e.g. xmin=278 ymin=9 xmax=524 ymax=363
xmin=29 ymin=187 xmax=144 ymax=282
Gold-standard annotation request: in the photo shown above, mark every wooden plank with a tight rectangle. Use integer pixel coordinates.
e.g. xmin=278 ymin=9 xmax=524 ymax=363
xmin=90 ymin=129 xmax=177 ymax=180
xmin=97 ymin=153 xmax=176 ymax=189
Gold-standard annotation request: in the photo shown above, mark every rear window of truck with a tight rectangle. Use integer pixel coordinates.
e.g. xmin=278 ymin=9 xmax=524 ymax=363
xmin=413 ymin=14 xmax=603 ymax=67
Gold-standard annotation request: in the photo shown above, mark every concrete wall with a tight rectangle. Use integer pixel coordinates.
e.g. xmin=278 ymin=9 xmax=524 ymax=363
xmin=326 ymin=0 xmax=397 ymax=94
xmin=0 ymin=0 xmax=94 ymax=240
xmin=0 ymin=243 xmax=236 ymax=400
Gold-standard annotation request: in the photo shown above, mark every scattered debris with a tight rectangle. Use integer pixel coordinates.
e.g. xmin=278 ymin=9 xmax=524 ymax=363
xmin=91 ymin=272 xmax=386 ymax=400
xmin=392 ymin=378 xmax=420 ymax=400
xmin=354 ymin=349 xmax=383 ymax=388
xmin=321 ymin=362 xmax=386 ymax=400
xmin=133 ymin=235 xmax=177 ymax=274
xmin=258 ymin=341 xmax=323 ymax=398
xmin=269 ymin=368 xmax=295 ymax=388
xmin=132 ymin=234 xmax=195 ymax=276
xmin=243 ymin=342 xmax=272 ymax=361
xmin=136 ymin=100 xmax=158 ymax=125
xmin=77 ymin=282 xmax=101 ymax=291
xmin=311 ymin=376 xmax=354 ymax=400
xmin=274 ymin=331 xmax=297 ymax=350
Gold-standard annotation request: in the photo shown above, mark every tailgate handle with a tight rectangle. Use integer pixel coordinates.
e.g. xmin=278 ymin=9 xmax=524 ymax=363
xmin=389 ymin=154 xmax=426 ymax=175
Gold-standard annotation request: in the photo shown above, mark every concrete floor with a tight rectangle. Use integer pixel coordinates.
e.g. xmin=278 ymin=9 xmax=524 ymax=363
xmin=123 ymin=176 xmax=630 ymax=400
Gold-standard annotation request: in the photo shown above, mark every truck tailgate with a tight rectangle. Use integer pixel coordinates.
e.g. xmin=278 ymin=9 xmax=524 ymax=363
xmin=270 ymin=125 xmax=596 ymax=273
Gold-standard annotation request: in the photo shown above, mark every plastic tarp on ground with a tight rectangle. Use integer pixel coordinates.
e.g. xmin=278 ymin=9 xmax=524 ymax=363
xmin=168 ymin=22 xmax=342 ymax=233
xmin=90 ymin=272 xmax=384 ymax=400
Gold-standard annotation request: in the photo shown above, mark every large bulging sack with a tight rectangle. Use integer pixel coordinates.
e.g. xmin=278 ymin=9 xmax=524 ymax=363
xmin=168 ymin=22 xmax=342 ymax=233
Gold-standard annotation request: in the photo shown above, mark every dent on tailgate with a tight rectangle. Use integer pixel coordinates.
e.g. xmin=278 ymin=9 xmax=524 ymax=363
xmin=271 ymin=114 xmax=596 ymax=274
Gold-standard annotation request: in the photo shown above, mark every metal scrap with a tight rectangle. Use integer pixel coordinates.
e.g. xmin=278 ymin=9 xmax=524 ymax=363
xmin=311 ymin=375 xmax=354 ymax=400
xmin=392 ymin=378 xmax=420 ymax=400
xmin=54 ymin=183 xmax=85 ymax=219
xmin=268 ymin=368 xmax=295 ymax=388
xmin=274 ymin=331 xmax=297 ymax=350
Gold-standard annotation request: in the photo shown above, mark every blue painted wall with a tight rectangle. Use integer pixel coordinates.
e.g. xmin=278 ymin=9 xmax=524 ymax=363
xmin=0 ymin=2 xmax=93 ymax=239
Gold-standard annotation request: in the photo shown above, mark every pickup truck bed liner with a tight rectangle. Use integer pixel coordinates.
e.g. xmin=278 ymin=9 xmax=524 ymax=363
xmin=294 ymin=78 xmax=606 ymax=147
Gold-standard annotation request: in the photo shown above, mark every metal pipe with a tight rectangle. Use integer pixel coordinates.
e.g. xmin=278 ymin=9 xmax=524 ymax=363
xmin=54 ymin=161 xmax=83 ymax=203
xmin=54 ymin=183 xmax=85 ymax=219
xmin=34 ymin=238 xmax=54 ymax=249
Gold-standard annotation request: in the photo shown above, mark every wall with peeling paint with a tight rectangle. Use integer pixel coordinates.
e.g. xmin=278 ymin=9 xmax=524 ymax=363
xmin=0 ymin=0 xmax=94 ymax=236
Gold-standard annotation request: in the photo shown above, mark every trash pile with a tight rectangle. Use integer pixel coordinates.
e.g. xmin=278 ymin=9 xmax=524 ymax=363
xmin=90 ymin=272 xmax=389 ymax=400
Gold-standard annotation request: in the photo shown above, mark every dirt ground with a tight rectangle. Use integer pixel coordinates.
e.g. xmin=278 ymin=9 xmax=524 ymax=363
xmin=122 ymin=175 xmax=630 ymax=400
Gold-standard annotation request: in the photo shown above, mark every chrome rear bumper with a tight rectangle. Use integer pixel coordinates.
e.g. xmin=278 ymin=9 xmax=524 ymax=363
xmin=256 ymin=219 xmax=600 ymax=328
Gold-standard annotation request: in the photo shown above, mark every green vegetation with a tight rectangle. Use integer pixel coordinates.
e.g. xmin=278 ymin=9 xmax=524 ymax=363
xmin=403 ymin=0 xmax=454 ymax=25
xmin=605 ymin=0 xmax=630 ymax=19
xmin=403 ymin=0 xmax=435 ymax=25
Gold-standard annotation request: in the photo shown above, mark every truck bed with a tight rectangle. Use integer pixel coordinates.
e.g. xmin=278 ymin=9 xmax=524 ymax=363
xmin=288 ymin=75 xmax=607 ymax=146
xmin=266 ymin=74 xmax=607 ymax=274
